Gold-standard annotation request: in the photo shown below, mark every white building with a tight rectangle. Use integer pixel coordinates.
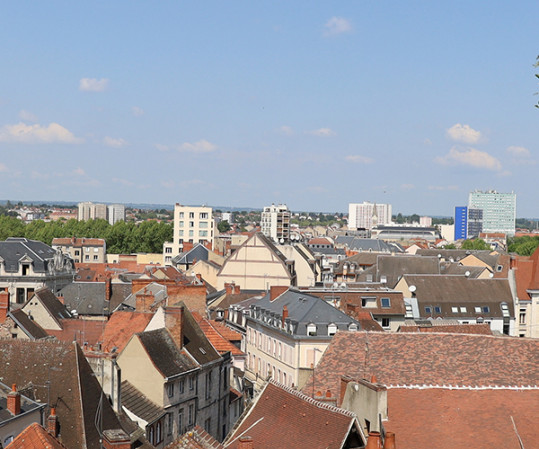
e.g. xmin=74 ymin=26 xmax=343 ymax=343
xmin=468 ymin=190 xmax=516 ymax=236
xmin=163 ymin=204 xmax=215 ymax=264
xmin=261 ymin=204 xmax=290 ymax=243
xmin=348 ymin=202 xmax=392 ymax=230
xmin=107 ymin=204 xmax=125 ymax=225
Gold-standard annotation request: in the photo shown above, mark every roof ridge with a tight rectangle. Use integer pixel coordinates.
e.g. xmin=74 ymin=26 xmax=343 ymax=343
xmin=386 ymin=384 xmax=539 ymax=390
xmin=268 ymin=379 xmax=357 ymax=418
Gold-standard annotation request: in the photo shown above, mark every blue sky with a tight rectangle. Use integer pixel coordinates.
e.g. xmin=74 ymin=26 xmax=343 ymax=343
xmin=1 ymin=1 xmax=537 ymax=216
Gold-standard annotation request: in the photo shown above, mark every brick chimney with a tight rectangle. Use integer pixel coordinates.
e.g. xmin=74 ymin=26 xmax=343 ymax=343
xmin=7 ymin=384 xmax=21 ymax=415
xmin=270 ymin=286 xmax=288 ymax=301
xmin=225 ymin=282 xmax=235 ymax=295
xmin=105 ymin=277 xmax=112 ymax=301
xmin=281 ymin=306 xmax=288 ymax=327
xmin=135 ymin=289 xmax=154 ymax=312
xmin=47 ymin=407 xmax=59 ymax=437
xmin=234 ymin=284 xmax=241 ymax=294
xmin=383 ymin=432 xmax=396 ymax=449
xmin=165 ymin=305 xmax=184 ymax=348
xmin=366 ymin=431 xmax=382 ymax=449
xmin=0 ymin=290 xmax=9 ymax=323
xmin=238 ymin=436 xmax=253 ymax=449
xmin=102 ymin=429 xmax=132 ymax=449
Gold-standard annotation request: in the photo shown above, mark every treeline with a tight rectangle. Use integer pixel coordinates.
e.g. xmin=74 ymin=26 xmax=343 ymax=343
xmin=508 ymin=236 xmax=539 ymax=256
xmin=0 ymin=217 xmax=172 ymax=254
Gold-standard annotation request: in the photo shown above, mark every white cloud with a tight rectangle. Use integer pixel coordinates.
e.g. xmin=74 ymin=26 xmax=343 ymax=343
xmin=19 ymin=110 xmax=38 ymax=122
xmin=0 ymin=122 xmax=83 ymax=144
xmin=323 ymin=17 xmax=352 ymax=36
xmin=507 ymin=145 xmax=530 ymax=157
xmin=345 ymin=155 xmax=374 ymax=164
xmin=179 ymin=139 xmax=217 ymax=153
xmin=73 ymin=167 xmax=85 ymax=176
xmin=308 ymin=128 xmax=336 ymax=137
xmin=79 ymin=78 xmax=109 ymax=92
xmin=446 ymin=123 xmax=482 ymax=144
xmin=279 ymin=125 xmax=294 ymax=136
xmin=428 ymin=185 xmax=459 ymax=191
xmin=103 ymin=136 xmax=128 ymax=148
xmin=131 ymin=106 xmax=144 ymax=116
xmin=154 ymin=143 xmax=170 ymax=152
xmin=435 ymin=147 xmax=501 ymax=171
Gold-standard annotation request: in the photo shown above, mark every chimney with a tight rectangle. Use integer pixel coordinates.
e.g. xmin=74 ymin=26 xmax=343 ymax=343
xmin=225 ymin=282 xmax=235 ymax=295
xmin=135 ymin=290 xmax=154 ymax=312
xmin=7 ymin=384 xmax=21 ymax=415
xmin=238 ymin=436 xmax=254 ymax=449
xmin=0 ymin=290 xmax=9 ymax=323
xmin=165 ymin=305 xmax=184 ymax=348
xmin=57 ymin=294 xmax=64 ymax=305
xmin=281 ymin=306 xmax=288 ymax=327
xmin=105 ymin=277 xmax=112 ymax=301
xmin=365 ymin=431 xmax=382 ymax=449
xmin=47 ymin=407 xmax=59 ymax=437
xmin=383 ymin=432 xmax=396 ymax=449
xmin=102 ymin=429 xmax=132 ymax=449
xmin=270 ymin=286 xmax=288 ymax=301
xmin=196 ymin=273 xmax=202 ymax=282
xmin=234 ymin=284 xmax=241 ymax=294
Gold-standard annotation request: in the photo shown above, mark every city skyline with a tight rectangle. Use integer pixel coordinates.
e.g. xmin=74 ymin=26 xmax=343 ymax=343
xmin=1 ymin=2 xmax=537 ymax=216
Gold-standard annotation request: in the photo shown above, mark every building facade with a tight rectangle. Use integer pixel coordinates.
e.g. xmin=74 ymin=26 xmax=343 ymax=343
xmin=261 ymin=204 xmax=290 ymax=243
xmin=468 ymin=190 xmax=516 ymax=236
xmin=163 ymin=204 xmax=215 ymax=264
xmin=348 ymin=202 xmax=392 ymax=230
xmin=107 ymin=204 xmax=126 ymax=225
xmin=78 ymin=202 xmax=124 ymax=224
xmin=52 ymin=237 xmax=106 ymax=263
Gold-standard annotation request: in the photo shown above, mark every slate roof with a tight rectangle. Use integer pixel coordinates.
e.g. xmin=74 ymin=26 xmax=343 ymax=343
xmin=172 ymin=243 xmax=210 ymax=265
xmin=31 ymin=287 xmax=73 ymax=322
xmin=0 ymin=340 xmax=123 ymax=449
xmin=249 ymin=288 xmax=360 ymax=337
xmin=138 ymin=328 xmax=199 ymax=378
xmin=58 ymin=282 xmax=110 ymax=316
xmin=5 ymin=422 xmax=68 ymax=449
xmin=334 ymin=236 xmax=400 ymax=253
xmin=439 ymin=263 xmax=485 ymax=277
xmin=385 ymin=388 xmax=539 ymax=449
xmin=401 ymin=275 xmax=514 ymax=317
xmin=375 ymin=255 xmax=441 ymax=288
xmin=120 ymin=380 xmax=165 ymax=425
xmin=225 ymin=380 xmax=363 ymax=449
xmin=0 ymin=382 xmax=45 ymax=424
xmin=120 ymin=282 xmax=167 ymax=311
xmin=8 ymin=309 xmax=49 ymax=340
xmin=416 ymin=249 xmax=492 ymax=262
xmin=303 ymin=332 xmax=539 ymax=404
xmin=181 ymin=305 xmax=222 ymax=365
xmin=0 ymin=238 xmax=60 ymax=273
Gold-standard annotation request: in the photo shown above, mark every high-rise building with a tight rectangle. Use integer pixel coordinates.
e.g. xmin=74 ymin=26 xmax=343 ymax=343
xmin=107 ymin=204 xmax=125 ymax=225
xmin=261 ymin=204 xmax=290 ymax=243
xmin=468 ymin=190 xmax=516 ymax=236
xmin=455 ymin=206 xmax=485 ymax=240
xmin=163 ymin=203 xmax=215 ymax=264
xmin=348 ymin=202 xmax=392 ymax=230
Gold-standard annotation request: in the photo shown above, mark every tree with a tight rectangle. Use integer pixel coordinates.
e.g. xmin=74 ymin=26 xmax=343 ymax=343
xmin=461 ymin=239 xmax=490 ymax=251
xmin=218 ymin=220 xmax=231 ymax=233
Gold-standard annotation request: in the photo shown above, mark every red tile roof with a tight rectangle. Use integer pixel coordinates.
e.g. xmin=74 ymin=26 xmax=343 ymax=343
xmin=303 ymin=332 xmax=539 ymax=405
xmin=52 ymin=237 xmax=105 ymax=247
xmin=5 ymin=423 xmax=67 ymax=449
xmin=513 ymin=246 xmax=539 ymax=299
xmin=226 ymin=381 xmax=363 ymax=449
xmin=398 ymin=323 xmax=493 ymax=335
xmin=191 ymin=312 xmax=244 ymax=356
xmin=164 ymin=425 xmax=223 ymax=449
xmin=46 ymin=319 xmax=106 ymax=346
xmin=385 ymin=388 xmax=539 ymax=449
xmin=100 ymin=311 xmax=153 ymax=352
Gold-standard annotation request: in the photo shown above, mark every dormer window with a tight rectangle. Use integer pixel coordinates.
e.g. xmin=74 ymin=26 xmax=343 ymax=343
xmin=307 ymin=323 xmax=317 ymax=336
xmin=22 ymin=264 xmax=30 ymax=276
xmin=348 ymin=323 xmax=358 ymax=331
xmin=328 ymin=323 xmax=337 ymax=336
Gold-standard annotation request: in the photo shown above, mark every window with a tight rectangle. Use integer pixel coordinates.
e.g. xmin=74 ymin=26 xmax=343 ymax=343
xmin=199 ymin=230 xmax=208 ymax=237
xmin=451 ymin=307 xmax=458 ymax=313
xmin=425 ymin=306 xmax=432 ymax=314
xmin=94 ymin=247 xmax=99 ymax=252
xmin=475 ymin=306 xmax=481 ymax=313
xmin=200 ymin=212 xmax=208 ymax=219
xmin=205 ymin=371 xmax=212 ymax=399
xmin=22 ymin=264 xmax=30 ymax=276
xmin=167 ymin=413 xmax=173 ymax=435
xmin=460 ymin=307 xmax=467 ymax=313
xmin=483 ymin=306 xmax=490 ymax=313
xmin=179 ymin=221 xmax=184 ymax=227
xmin=189 ymin=376 xmax=195 ymax=391
xmin=361 ymin=297 xmax=376 ymax=308
xmin=381 ymin=318 xmax=390 ymax=328
xmin=200 ymin=221 xmax=208 ymax=228
xmin=434 ymin=306 xmax=442 ymax=314
xmin=307 ymin=323 xmax=317 ymax=336
xmin=179 ymin=378 xmax=185 ymax=394
xmin=189 ymin=221 xmax=194 ymax=228
xmin=165 ymin=247 xmax=172 ymax=253
xmin=179 ymin=212 xmax=184 ymax=218
xmin=75 ymin=250 xmax=80 ymax=256
xmin=188 ymin=404 xmax=194 ymax=425
xmin=328 ymin=323 xmax=337 ymax=336
xmin=189 ymin=212 xmax=195 ymax=219
xmin=156 ymin=421 xmax=162 ymax=444
xmin=519 ymin=308 xmax=526 ymax=325
xmin=501 ymin=303 xmax=510 ymax=317
xmin=93 ymin=255 xmax=98 ymax=260
xmin=85 ymin=247 xmax=90 ymax=252
xmin=178 ymin=409 xmax=184 ymax=433
xmin=205 ymin=417 xmax=211 ymax=433
xmin=189 ymin=230 xmax=194 ymax=237
xmin=381 ymin=297 xmax=391 ymax=308
xmin=85 ymin=255 xmax=89 ymax=260
xmin=166 ymin=383 xmax=174 ymax=398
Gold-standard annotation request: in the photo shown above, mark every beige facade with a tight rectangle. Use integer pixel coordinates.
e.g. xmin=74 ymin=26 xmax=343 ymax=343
xmin=52 ymin=237 xmax=106 ymax=264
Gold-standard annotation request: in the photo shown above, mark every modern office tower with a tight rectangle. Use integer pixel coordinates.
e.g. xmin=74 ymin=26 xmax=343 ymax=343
xmin=455 ymin=206 xmax=485 ymax=240
xmin=468 ymin=190 xmax=516 ymax=236
xmin=348 ymin=202 xmax=392 ymax=230
xmin=261 ymin=204 xmax=290 ymax=243
xmin=107 ymin=204 xmax=125 ymax=225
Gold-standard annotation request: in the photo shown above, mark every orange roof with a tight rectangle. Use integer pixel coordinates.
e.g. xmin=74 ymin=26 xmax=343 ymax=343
xmin=191 ymin=312 xmax=244 ymax=356
xmin=385 ymin=388 xmax=539 ymax=449
xmin=6 ymin=423 xmax=67 ymax=449
xmin=100 ymin=311 xmax=154 ymax=352
xmin=513 ymin=247 xmax=539 ymax=299
xmin=47 ymin=319 xmax=105 ymax=346
xmin=398 ymin=323 xmax=493 ymax=335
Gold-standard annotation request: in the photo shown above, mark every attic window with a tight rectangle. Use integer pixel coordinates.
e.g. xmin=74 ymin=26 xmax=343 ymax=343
xmin=381 ymin=298 xmax=391 ymax=308
xmin=434 ymin=306 xmax=442 ymax=314
xmin=328 ymin=323 xmax=337 ymax=336
xmin=307 ymin=323 xmax=317 ymax=336
xmin=22 ymin=264 xmax=30 ymax=276
xmin=199 ymin=348 xmax=206 ymax=355
xmin=496 ymin=265 xmax=503 ymax=272
xmin=405 ymin=304 xmax=413 ymax=318
xmin=501 ymin=303 xmax=510 ymax=317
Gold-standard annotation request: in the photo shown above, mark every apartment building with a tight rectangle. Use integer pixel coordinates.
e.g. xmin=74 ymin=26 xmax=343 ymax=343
xmin=261 ymin=203 xmax=290 ymax=243
xmin=348 ymin=202 xmax=392 ymax=230
xmin=52 ymin=237 xmax=106 ymax=263
xmin=77 ymin=202 xmax=125 ymax=224
xmin=468 ymin=190 xmax=516 ymax=236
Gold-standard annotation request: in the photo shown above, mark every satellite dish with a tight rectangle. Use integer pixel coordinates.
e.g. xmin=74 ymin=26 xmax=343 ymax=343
xmin=465 ymin=271 xmax=470 ymax=277
xmin=280 ymin=238 xmax=285 ymax=244
xmin=408 ymin=285 xmax=416 ymax=293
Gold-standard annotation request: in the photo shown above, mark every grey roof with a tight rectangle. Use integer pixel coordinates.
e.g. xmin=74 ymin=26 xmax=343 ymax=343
xmin=119 ymin=282 xmax=167 ymax=311
xmin=334 ymin=236 xmax=402 ymax=253
xmin=172 ymin=243 xmax=210 ymax=265
xmin=309 ymin=247 xmax=346 ymax=257
xmin=8 ymin=309 xmax=49 ymax=340
xmin=0 ymin=381 xmax=45 ymax=424
xmin=182 ymin=305 xmax=222 ymax=365
xmin=31 ymin=287 xmax=73 ymax=321
xmin=375 ymin=255 xmax=441 ymax=288
xmin=249 ymin=288 xmax=360 ymax=336
xmin=59 ymin=282 xmax=111 ymax=316
xmin=440 ymin=263 xmax=486 ymax=278
xmin=138 ymin=328 xmax=199 ymax=378
xmin=0 ymin=237 xmax=73 ymax=273
xmin=121 ymin=380 xmax=165 ymax=425
xmin=416 ymin=249 xmax=497 ymax=263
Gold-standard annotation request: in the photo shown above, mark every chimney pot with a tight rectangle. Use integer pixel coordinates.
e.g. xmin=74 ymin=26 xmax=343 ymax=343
xmin=325 ymin=389 xmax=331 ymax=398
xmin=366 ymin=431 xmax=382 ymax=449
xmin=238 ymin=436 xmax=254 ymax=449
xmin=7 ymin=384 xmax=21 ymax=416
xmin=48 ymin=407 xmax=59 ymax=437
xmin=383 ymin=432 xmax=396 ymax=449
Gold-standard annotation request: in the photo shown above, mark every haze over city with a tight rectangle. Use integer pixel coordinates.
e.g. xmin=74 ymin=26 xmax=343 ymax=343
xmin=1 ymin=2 xmax=537 ymax=216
